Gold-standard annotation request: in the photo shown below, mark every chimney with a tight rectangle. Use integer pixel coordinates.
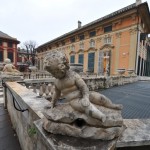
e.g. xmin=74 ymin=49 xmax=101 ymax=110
xmin=78 ymin=21 xmax=82 ymax=28
xmin=136 ymin=0 xmax=142 ymax=6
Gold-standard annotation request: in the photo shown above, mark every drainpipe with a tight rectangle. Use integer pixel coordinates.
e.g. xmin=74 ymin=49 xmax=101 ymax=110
xmin=135 ymin=6 xmax=140 ymax=75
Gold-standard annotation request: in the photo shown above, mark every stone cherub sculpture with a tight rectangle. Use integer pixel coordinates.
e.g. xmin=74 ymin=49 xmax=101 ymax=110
xmin=2 ymin=58 xmax=21 ymax=75
xmin=43 ymin=51 xmax=124 ymax=140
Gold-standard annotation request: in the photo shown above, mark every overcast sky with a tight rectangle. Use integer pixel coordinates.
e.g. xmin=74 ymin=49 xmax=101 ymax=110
xmin=0 ymin=0 xmax=150 ymax=47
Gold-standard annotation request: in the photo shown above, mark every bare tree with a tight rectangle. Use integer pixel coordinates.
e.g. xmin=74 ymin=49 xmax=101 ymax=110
xmin=23 ymin=40 xmax=38 ymax=66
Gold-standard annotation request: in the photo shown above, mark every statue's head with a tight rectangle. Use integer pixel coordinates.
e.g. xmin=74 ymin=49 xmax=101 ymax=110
xmin=44 ymin=51 xmax=70 ymax=79
xmin=4 ymin=58 xmax=11 ymax=64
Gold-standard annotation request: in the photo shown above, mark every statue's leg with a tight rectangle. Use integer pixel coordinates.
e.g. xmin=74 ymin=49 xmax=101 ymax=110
xmin=70 ymin=99 xmax=106 ymax=122
xmin=89 ymin=92 xmax=123 ymax=110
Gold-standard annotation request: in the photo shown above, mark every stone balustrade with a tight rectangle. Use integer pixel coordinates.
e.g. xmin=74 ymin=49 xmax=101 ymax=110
xmin=18 ymin=78 xmax=55 ymax=100
xmin=16 ymin=75 xmax=138 ymax=99
xmin=83 ymin=75 xmax=138 ymax=91
xmin=22 ymin=72 xmax=52 ymax=79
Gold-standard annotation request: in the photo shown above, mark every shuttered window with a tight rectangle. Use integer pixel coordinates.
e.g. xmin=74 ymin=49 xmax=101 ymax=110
xmin=78 ymin=54 xmax=84 ymax=64
xmin=88 ymin=53 xmax=95 ymax=72
xmin=70 ymin=55 xmax=75 ymax=63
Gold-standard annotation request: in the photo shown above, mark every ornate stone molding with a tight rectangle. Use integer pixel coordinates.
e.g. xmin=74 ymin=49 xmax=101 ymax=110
xmin=113 ymin=19 xmax=122 ymax=27
xmin=116 ymin=32 xmax=122 ymax=38
xmin=96 ymin=37 xmax=102 ymax=42
xmin=69 ymin=51 xmax=76 ymax=55
xmin=129 ymin=27 xmax=138 ymax=35
xmin=103 ymin=34 xmax=112 ymax=38
xmin=100 ymin=44 xmax=114 ymax=50
xmin=85 ymin=47 xmax=96 ymax=52
xmin=76 ymin=49 xmax=84 ymax=54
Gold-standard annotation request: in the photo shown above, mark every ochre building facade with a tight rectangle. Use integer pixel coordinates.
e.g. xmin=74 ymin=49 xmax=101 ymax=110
xmin=36 ymin=1 xmax=150 ymax=76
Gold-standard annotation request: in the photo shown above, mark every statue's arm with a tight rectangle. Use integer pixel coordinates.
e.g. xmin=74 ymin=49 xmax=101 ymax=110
xmin=51 ymin=85 xmax=61 ymax=108
xmin=75 ymin=76 xmax=90 ymax=107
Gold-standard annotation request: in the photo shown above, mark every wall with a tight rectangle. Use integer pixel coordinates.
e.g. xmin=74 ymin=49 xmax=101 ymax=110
xmin=5 ymin=82 xmax=50 ymax=150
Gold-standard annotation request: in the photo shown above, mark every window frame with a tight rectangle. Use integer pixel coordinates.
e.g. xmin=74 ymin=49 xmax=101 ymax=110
xmin=70 ymin=55 xmax=75 ymax=63
xmin=78 ymin=54 xmax=84 ymax=64
xmin=104 ymin=25 xmax=112 ymax=33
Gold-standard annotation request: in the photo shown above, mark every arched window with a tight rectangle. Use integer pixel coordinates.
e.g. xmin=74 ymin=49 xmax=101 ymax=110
xmin=104 ymin=36 xmax=112 ymax=44
xmin=79 ymin=42 xmax=84 ymax=49
xmin=89 ymin=39 xmax=95 ymax=48
xmin=71 ymin=45 xmax=75 ymax=51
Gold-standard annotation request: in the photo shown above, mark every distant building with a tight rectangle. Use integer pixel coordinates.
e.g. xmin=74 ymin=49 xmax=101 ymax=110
xmin=36 ymin=0 xmax=150 ymax=76
xmin=0 ymin=31 xmax=20 ymax=66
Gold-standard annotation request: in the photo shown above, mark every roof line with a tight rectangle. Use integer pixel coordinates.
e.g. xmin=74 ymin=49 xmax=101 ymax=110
xmin=37 ymin=2 xmax=147 ymax=49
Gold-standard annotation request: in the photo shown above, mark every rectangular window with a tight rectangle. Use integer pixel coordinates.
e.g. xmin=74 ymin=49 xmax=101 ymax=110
xmin=8 ymin=51 xmax=14 ymax=62
xmin=70 ymin=55 xmax=75 ymax=63
xmin=104 ymin=25 xmax=112 ymax=33
xmin=89 ymin=31 xmax=96 ymax=37
xmin=88 ymin=53 xmax=95 ymax=72
xmin=8 ymin=42 xmax=13 ymax=48
xmin=78 ymin=54 xmax=84 ymax=64
xmin=70 ymin=37 xmax=75 ymax=43
xmin=79 ymin=34 xmax=85 ymax=40
xmin=104 ymin=37 xmax=111 ymax=44
xmin=79 ymin=43 xmax=84 ymax=49
xmin=0 ymin=51 xmax=3 ymax=61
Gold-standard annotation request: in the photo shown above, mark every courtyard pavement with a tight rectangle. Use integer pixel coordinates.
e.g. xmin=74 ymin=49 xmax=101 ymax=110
xmin=100 ymin=81 xmax=150 ymax=119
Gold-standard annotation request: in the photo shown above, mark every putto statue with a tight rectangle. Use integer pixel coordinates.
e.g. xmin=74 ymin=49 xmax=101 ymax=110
xmin=43 ymin=51 xmax=124 ymax=140
xmin=2 ymin=58 xmax=21 ymax=75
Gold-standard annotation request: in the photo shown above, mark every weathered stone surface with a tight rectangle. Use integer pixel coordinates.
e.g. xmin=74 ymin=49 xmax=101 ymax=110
xmin=117 ymin=119 xmax=150 ymax=148
xmin=35 ymin=119 xmax=118 ymax=150
xmin=43 ymin=103 xmax=124 ymax=140
xmin=44 ymin=103 xmax=123 ymax=127
xmin=43 ymin=117 xmax=124 ymax=140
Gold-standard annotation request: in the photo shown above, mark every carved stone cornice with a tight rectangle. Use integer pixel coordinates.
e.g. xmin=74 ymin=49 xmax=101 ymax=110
xmin=100 ymin=44 xmax=114 ymax=50
xmin=69 ymin=51 xmax=76 ymax=55
xmin=85 ymin=47 xmax=96 ymax=52
xmin=76 ymin=49 xmax=84 ymax=53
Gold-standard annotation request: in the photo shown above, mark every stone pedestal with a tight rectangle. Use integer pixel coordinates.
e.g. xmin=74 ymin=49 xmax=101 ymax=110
xmin=34 ymin=119 xmax=118 ymax=150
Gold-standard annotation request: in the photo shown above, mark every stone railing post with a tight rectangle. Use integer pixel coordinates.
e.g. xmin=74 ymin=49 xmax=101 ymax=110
xmin=1 ymin=75 xmax=23 ymax=109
